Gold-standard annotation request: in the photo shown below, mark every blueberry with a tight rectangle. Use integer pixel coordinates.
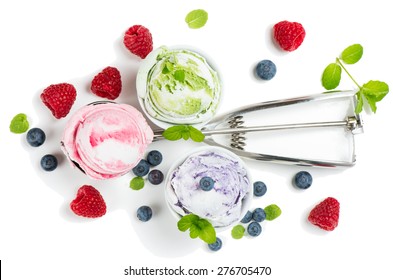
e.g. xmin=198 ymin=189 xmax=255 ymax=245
xmin=241 ymin=210 xmax=253 ymax=223
xmin=208 ymin=237 xmax=222 ymax=251
xmin=132 ymin=159 xmax=150 ymax=177
xmin=253 ymin=181 xmax=267 ymax=197
xmin=26 ymin=128 xmax=46 ymax=147
xmin=252 ymin=208 xmax=266 ymax=222
xmin=40 ymin=154 xmax=58 ymax=171
xmin=256 ymin=59 xmax=277 ymax=80
xmin=148 ymin=169 xmax=164 ymax=185
xmin=294 ymin=171 xmax=313 ymax=189
xmin=247 ymin=222 xmax=262 ymax=237
xmin=137 ymin=206 xmax=153 ymax=222
xmin=199 ymin=176 xmax=215 ymax=191
xmin=147 ymin=150 xmax=163 ymax=166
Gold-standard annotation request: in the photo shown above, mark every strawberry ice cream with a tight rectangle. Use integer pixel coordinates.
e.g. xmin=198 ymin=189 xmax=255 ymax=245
xmin=61 ymin=102 xmax=153 ymax=180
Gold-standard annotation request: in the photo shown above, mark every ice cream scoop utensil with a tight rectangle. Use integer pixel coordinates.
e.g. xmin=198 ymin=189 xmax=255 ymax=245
xmin=154 ymin=90 xmax=363 ymax=167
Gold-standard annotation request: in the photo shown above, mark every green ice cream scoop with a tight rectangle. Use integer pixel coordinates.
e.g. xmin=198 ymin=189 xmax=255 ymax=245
xmin=136 ymin=46 xmax=221 ymax=126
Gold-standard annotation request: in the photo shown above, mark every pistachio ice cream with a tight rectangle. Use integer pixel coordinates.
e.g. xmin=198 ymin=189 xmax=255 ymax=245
xmin=136 ymin=46 xmax=221 ymax=126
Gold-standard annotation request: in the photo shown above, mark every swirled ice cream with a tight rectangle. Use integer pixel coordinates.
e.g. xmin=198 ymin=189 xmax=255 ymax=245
xmin=61 ymin=102 xmax=153 ymax=180
xmin=136 ymin=46 xmax=221 ymax=126
xmin=165 ymin=148 xmax=251 ymax=228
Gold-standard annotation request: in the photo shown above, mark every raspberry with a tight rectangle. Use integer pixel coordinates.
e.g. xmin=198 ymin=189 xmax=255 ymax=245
xmin=308 ymin=197 xmax=340 ymax=231
xmin=91 ymin=66 xmax=122 ymax=100
xmin=70 ymin=185 xmax=106 ymax=218
xmin=123 ymin=25 xmax=153 ymax=59
xmin=40 ymin=83 xmax=77 ymax=119
xmin=273 ymin=20 xmax=306 ymax=52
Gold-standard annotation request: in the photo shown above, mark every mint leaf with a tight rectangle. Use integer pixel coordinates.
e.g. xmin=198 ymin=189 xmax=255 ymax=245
xmin=341 ymin=44 xmax=363 ymax=64
xmin=10 ymin=113 xmax=29 ymax=134
xmin=362 ymin=80 xmax=389 ymax=102
xmin=181 ymin=127 xmax=190 ymax=140
xmin=177 ymin=214 xmax=199 ymax=231
xmin=162 ymin=61 xmax=174 ymax=74
xmin=198 ymin=220 xmax=216 ymax=244
xmin=189 ymin=224 xmax=201 ymax=239
xmin=361 ymin=80 xmax=389 ymax=113
xmin=185 ymin=9 xmax=208 ymax=29
xmin=364 ymin=94 xmax=378 ymax=113
xmin=355 ymin=91 xmax=364 ymax=114
xmin=162 ymin=125 xmax=205 ymax=142
xmin=162 ymin=66 xmax=170 ymax=74
xmin=162 ymin=125 xmax=185 ymax=141
xmin=322 ymin=63 xmax=342 ymax=90
xmin=129 ymin=177 xmax=145 ymax=190
xmin=177 ymin=214 xmax=216 ymax=244
xmin=189 ymin=126 xmax=205 ymax=142
xmin=174 ymin=70 xmax=185 ymax=82
xmin=264 ymin=204 xmax=282 ymax=221
xmin=231 ymin=225 xmax=245 ymax=239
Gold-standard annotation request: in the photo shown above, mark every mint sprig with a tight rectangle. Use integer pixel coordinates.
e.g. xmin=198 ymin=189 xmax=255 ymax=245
xmin=321 ymin=43 xmax=389 ymax=113
xmin=177 ymin=214 xmax=216 ymax=244
xmin=162 ymin=125 xmax=205 ymax=142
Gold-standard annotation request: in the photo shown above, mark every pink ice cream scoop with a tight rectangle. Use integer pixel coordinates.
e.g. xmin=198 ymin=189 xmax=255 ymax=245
xmin=61 ymin=102 xmax=153 ymax=180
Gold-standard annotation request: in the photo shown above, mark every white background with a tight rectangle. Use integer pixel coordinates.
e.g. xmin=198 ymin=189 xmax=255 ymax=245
xmin=1 ymin=0 xmax=392 ymax=279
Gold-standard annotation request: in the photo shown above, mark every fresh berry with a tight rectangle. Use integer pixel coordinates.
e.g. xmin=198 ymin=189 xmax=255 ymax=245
xmin=40 ymin=154 xmax=58 ymax=171
xmin=40 ymin=83 xmax=77 ymax=119
xmin=146 ymin=150 xmax=163 ymax=166
xmin=293 ymin=171 xmax=313 ymax=189
xmin=132 ymin=159 xmax=150 ymax=177
xmin=240 ymin=210 xmax=253 ymax=223
xmin=90 ymin=66 xmax=122 ymax=100
xmin=26 ymin=128 xmax=46 ymax=147
xmin=137 ymin=205 xmax=153 ymax=222
xmin=148 ymin=169 xmax=164 ymax=185
xmin=273 ymin=20 xmax=306 ymax=52
xmin=199 ymin=176 xmax=215 ymax=191
xmin=247 ymin=222 xmax=262 ymax=237
xmin=252 ymin=208 xmax=266 ymax=222
xmin=253 ymin=181 xmax=267 ymax=197
xmin=256 ymin=60 xmax=277 ymax=80
xmin=308 ymin=197 xmax=340 ymax=231
xmin=123 ymin=25 xmax=153 ymax=59
xmin=70 ymin=185 xmax=106 ymax=218
xmin=208 ymin=237 xmax=222 ymax=251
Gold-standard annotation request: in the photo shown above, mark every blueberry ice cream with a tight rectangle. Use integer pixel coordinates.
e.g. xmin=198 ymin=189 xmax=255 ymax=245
xmin=165 ymin=149 xmax=251 ymax=228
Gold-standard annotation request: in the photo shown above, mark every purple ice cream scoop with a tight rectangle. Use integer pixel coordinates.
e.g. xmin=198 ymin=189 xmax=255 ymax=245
xmin=165 ymin=148 xmax=251 ymax=228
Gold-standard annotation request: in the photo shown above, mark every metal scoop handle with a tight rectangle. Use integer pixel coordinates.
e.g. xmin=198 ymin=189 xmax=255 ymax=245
xmin=154 ymin=90 xmax=363 ymax=167
xmin=201 ymin=117 xmax=358 ymax=135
